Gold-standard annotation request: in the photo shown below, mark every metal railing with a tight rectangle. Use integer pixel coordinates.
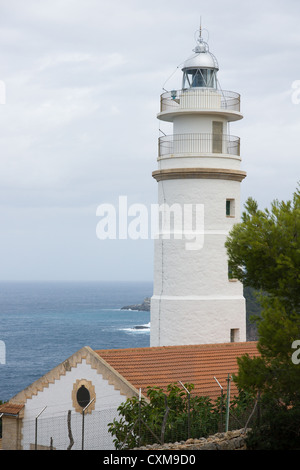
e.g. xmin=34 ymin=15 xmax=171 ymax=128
xmin=158 ymin=133 xmax=240 ymax=157
xmin=160 ymin=88 xmax=241 ymax=113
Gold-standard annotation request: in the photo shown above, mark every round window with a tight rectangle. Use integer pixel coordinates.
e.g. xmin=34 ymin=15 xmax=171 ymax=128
xmin=76 ymin=385 xmax=90 ymax=408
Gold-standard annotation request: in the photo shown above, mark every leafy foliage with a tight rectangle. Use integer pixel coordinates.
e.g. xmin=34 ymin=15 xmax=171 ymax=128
xmin=108 ymin=383 xmax=255 ymax=449
xmin=108 ymin=383 xmax=220 ymax=449
xmin=225 ymin=187 xmax=300 ymax=311
xmin=245 ymin=400 xmax=300 ymax=450
xmin=227 ymin=186 xmax=300 ymax=448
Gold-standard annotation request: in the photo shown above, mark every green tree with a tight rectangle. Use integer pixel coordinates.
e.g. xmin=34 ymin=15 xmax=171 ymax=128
xmin=108 ymin=383 xmax=219 ymax=449
xmin=226 ymin=188 xmax=300 ymax=448
xmin=226 ymin=187 xmax=300 ymax=409
xmin=225 ymin=187 xmax=300 ymax=311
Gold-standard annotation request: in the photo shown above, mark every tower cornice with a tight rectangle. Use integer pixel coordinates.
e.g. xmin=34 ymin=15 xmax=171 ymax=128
xmin=152 ymin=167 xmax=247 ymax=182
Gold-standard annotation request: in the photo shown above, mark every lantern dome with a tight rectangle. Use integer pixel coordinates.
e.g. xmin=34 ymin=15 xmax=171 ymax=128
xmin=182 ymin=50 xmax=219 ymax=71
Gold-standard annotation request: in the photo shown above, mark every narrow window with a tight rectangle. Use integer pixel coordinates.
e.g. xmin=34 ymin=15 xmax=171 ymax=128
xmin=228 ymin=262 xmax=238 ymax=282
xmin=212 ymin=121 xmax=223 ymax=153
xmin=226 ymin=200 xmax=231 ymax=216
xmin=230 ymin=328 xmax=240 ymax=343
xmin=226 ymin=199 xmax=235 ymax=217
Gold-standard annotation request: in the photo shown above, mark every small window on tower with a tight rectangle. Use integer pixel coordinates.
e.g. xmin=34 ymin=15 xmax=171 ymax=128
xmin=226 ymin=199 xmax=235 ymax=217
xmin=212 ymin=121 xmax=223 ymax=153
xmin=228 ymin=262 xmax=238 ymax=282
xmin=230 ymin=328 xmax=240 ymax=342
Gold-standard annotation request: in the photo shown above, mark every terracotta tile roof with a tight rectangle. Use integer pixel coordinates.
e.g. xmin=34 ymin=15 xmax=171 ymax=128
xmin=95 ymin=341 xmax=259 ymax=401
xmin=0 ymin=402 xmax=24 ymax=416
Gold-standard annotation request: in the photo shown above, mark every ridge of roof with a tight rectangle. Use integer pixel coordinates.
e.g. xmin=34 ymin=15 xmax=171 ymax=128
xmin=95 ymin=341 xmax=258 ymax=355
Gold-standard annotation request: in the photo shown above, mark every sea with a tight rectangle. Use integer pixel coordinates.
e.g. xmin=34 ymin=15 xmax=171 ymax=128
xmin=0 ymin=281 xmax=152 ymax=402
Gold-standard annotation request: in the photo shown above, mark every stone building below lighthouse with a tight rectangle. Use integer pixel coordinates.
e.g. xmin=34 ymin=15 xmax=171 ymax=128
xmin=150 ymin=28 xmax=247 ymax=347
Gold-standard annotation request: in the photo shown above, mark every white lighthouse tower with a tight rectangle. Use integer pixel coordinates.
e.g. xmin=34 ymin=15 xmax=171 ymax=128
xmin=150 ymin=29 xmax=247 ymax=347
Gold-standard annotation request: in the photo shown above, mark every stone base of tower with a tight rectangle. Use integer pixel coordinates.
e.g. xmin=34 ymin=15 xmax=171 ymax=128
xmin=150 ymin=295 xmax=246 ymax=347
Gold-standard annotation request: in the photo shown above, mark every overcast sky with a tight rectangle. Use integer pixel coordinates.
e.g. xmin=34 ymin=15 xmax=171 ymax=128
xmin=0 ymin=0 xmax=299 ymax=282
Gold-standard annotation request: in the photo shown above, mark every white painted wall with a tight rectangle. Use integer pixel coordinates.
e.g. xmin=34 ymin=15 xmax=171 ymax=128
xmin=150 ymin=177 xmax=246 ymax=347
xmin=150 ymin=296 xmax=246 ymax=346
xmin=173 ymin=114 xmax=229 ymax=135
xmin=21 ymin=360 xmax=125 ymax=450
xmin=158 ymin=154 xmax=242 ymax=171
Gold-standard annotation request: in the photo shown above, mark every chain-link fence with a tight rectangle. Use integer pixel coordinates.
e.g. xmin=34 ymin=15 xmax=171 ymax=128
xmin=1 ymin=392 xmax=263 ymax=450
xmin=16 ymin=407 xmax=119 ymax=450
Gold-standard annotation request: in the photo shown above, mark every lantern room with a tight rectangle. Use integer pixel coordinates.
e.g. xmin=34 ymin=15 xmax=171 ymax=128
xmin=182 ymin=34 xmax=219 ymax=90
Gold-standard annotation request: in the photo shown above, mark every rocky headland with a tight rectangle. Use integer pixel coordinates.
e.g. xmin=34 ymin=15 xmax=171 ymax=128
xmin=121 ymin=297 xmax=150 ymax=312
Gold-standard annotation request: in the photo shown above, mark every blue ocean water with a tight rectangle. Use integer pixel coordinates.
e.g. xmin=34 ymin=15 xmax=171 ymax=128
xmin=0 ymin=281 xmax=152 ymax=402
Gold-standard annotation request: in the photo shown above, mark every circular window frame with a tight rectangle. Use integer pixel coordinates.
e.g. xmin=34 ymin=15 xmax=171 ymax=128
xmin=72 ymin=379 xmax=96 ymax=414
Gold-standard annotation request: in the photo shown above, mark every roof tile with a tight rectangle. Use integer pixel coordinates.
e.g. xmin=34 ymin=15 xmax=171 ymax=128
xmin=0 ymin=403 xmax=24 ymax=415
xmin=95 ymin=341 xmax=259 ymax=401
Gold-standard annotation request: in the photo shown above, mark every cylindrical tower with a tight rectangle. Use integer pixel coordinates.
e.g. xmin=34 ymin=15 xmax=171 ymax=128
xmin=150 ymin=30 xmax=247 ymax=347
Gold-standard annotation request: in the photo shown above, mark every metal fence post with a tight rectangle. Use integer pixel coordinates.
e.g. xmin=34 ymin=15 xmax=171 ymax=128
xmin=81 ymin=398 xmax=95 ymax=450
xmin=35 ymin=406 xmax=47 ymax=450
xmin=138 ymin=388 xmax=142 ymax=447
xmin=214 ymin=376 xmax=224 ymax=432
xmin=179 ymin=381 xmax=190 ymax=438
xmin=225 ymin=374 xmax=231 ymax=432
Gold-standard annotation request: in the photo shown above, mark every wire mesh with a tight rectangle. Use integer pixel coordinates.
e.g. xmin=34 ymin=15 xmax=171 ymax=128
xmin=21 ymin=407 xmax=120 ymax=450
xmin=1 ymin=395 xmax=261 ymax=450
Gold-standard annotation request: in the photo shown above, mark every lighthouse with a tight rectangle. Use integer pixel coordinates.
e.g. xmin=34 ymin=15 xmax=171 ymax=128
xmin=150 ymin=29 xmax=247 ymax=347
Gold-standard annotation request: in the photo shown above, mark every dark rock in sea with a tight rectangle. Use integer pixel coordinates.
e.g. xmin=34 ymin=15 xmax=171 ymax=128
xmin=121 ymin=297 xmax=150 ymax=312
